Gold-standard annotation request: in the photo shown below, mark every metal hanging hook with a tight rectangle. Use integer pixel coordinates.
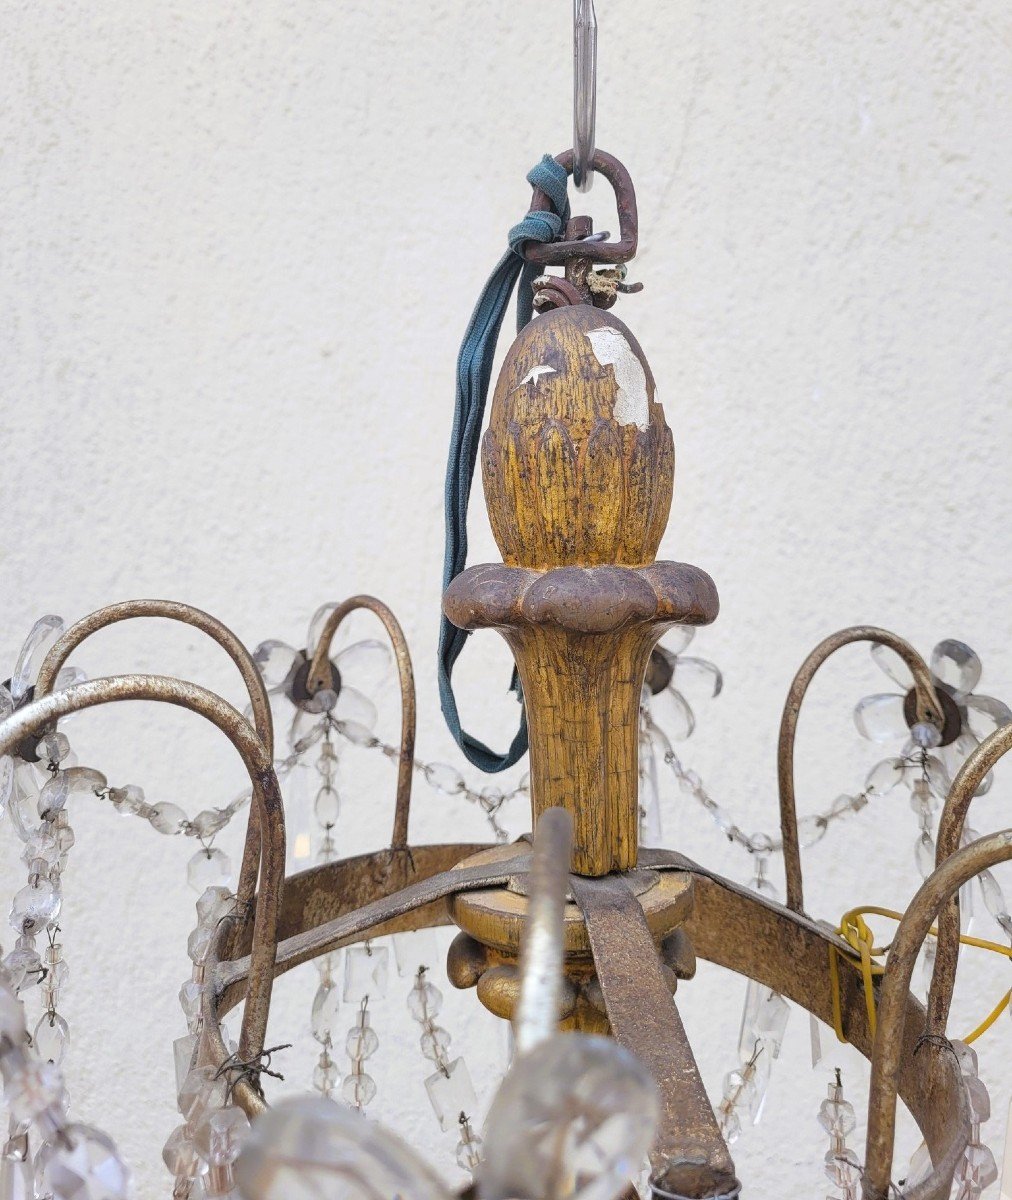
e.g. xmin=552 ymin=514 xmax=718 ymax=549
xmin=573 ymin=0 xmax=597 ymax=192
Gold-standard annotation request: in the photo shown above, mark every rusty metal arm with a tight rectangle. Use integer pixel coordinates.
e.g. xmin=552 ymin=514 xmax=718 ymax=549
xmin=778 ymin=627 xmax=943 ymax=912
xmin=306 ymin=595 xmax=416 ymax=849
xmin=0 ymin=675 xmax=284 ymax=1065
xmin=864 ymin=829 xmax=1012 ymax=1200
xmin=514 ymin=808 xmax=572 ymax=1054
xmin=33 ymin=599 xmax=274 ymax=910
xmin=925 ymin=723 xmax=1012 ymax=1036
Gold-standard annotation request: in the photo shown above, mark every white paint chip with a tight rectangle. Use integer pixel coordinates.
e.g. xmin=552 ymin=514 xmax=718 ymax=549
xmin=584 ymin=327 xmax=650 ymax=429
xmin=517 ymin=364 xmax=557 ymax=389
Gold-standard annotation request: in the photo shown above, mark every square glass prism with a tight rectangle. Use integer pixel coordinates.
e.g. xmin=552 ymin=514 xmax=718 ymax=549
xmin=425 ymin=1057 xmax=477 ymax=1132
xmin=343 ymin=943 xmax=389 ymax=1003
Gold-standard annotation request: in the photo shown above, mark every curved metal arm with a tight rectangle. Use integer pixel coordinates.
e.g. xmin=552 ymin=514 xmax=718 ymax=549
xmin=778 ymin=627 xmax=942 ymax=912
xmin=33 ymin=599 xmax=274 ymax=910
xmin=0 ymin=675 xmax=285 ymax=1064
xmin=864 ymin=828 xmax=1012 ymax=1200
xmin=925 ymin=724 xmax=1012 ymax=1035
xmin=307 ymin=595 xmax=416 ymax=849
xmin=514 ymin=808 xmax=573 ymax=1054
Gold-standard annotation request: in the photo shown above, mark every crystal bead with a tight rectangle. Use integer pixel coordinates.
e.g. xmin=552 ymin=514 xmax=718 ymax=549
xmin=407 ymin=978 xmax=443 ymax=1022
xmin=9 ymin=616 xmax=64 ymax=702
xmin=978 ymin=869 xmax=1007 ymax=922
xmin=188 ymin=924 xmax=214 ymax=965
xmin=343 ymin=945 xmax=389 ymax=1002
xmin=346 ymin=1024 xmax=379 ymax=1061
xmin=951 ymin=1040 xmax=978 ymax=1077
xmin=930 ymin=639 xmax=982 ymax=698
xmin=35 ymin=733 xmax=71 ymax=765
xmin=149 ymin=802 xmax=186 ymax=834
xmin=197 ymin=887 xmax=234 ymax=927
xmin=179 ymin=979 xmax=204 ymax=1033
xmin=174 ymin=1034 xmax=198 ymax=1092
xmin=194 ymin=1106 xmax=249 ymax=1167
xmin=10 ymin=880 xmax=61 ymax=936
xmin=961 ymin=1142 xmax=998 ymax=1189
xmin=865 ymin=758 xmax=906 ymax=795
xmin=747 ymin=832 xmax=773 ymax=857
xmin=234 ymin=1095 xmax=450 ymax=1200
xmin=37 ymin=1122 xmax=129 ymax=1200
xmin=163 ymin=1124 xmax=199 ymax=1178
xmin=314 ymin=786 xmax=341 ymax=828
xmin=6 ymin=1058 xmax=63 ymax=1122
xmin=456 ymin=1129 xmax=483 ymax=1172
xmin=191 ymin=809 xmax=230 ymax=838
xmin=313 ymin=1054 xmax=339 ymax=1093
xmin=342 ymin=1071 xmax=377 ymax=1108
xmin=964 ymin=1075 xmax=990 ymax=1123
xmin=4 ymin=944 xmax=42 ymax=991
xmin=306 ymin=687 xmax=338 ymax=714
xmin=178 ymin=1065 xmax=228 ymax=1126
xmin=482 ymin=1035 xmax=658 ymax=1200
xmin=425 ymin=1057 xmax=477 ymax=1132
xmin=818 ymin=1097 xmax=856 ymax=1136
xmin=797 ymin=815 xmax=828 ymax=848
xmin=339 ymin=720 xmax=377 ymax=747
xmin=722 ymin=1068 xmax=757 ymax=1115
xmin=423 ymin=763 xmax=465 ymax=795
xmin=187 ymin=848 xmax=233 ymax=893
xmin=824 ymin=1146 xmax=861 ymax=1186
xmin=829 ymin=793 xmax=856 ymax=817
xmin=911 ymin=721 xmax=942 ymax=749
xmin=915 ymin=832 xmax=936 ymax=880
xmin=252 ymin=640 xmax=299 ymax=688
xmin=719 ymin=1109 xmax=741 ymax=1145
xmin=33 ymin=1013 xmax=69 ymax=1066
xmin=36 ymin=775 xmax=70 ymax=821
xmin=0 ymin=984 xmax=27 ymax=1036
xmin=854 ymin=693 xmax=909 ymax=742
xmin=109 ymin=785 xmax=145 ymax=815
xmin=310 ymin=981 xmax=339 ymax=1044
xmin=479 ymin=785 xmax=504 ymax=813
xmin=420 ymin=1027 xmax=451 ymax=1062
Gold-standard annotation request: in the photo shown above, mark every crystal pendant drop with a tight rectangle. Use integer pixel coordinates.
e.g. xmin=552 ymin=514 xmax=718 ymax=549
xmin=186 ymin=847 xmax=233 ymax=892
xmin=480 ymin=1034 xmax=658 ymax=1200
xmin=33 ymin=1012 xmax=70 ymax=1066
xmin=36 ymin=1123 xmax=130 ymax=1200
xmin=235 ymin=1096 xmax=451 ymax=1200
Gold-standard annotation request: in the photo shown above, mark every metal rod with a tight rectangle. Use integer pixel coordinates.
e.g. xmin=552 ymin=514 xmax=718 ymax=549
xmin=306 ymin=595 xmax=416 ymax=849
xmin=0 ymin=675 xmax=285 ymax=1065
xmin=573 ymin=0 xmax=597 ymax=192
xmin=32 ymin=599 xmax=275 ymax=910
xmin=926 ymin=723 xmax=1012 ymax=1035
xmin=777 ymin=627 xmax=943 ymax=912
xmin=513 ymin=807 xmax=573 ymax=1054
xmin=864 ymin=829 xmax=1012 ymax=1200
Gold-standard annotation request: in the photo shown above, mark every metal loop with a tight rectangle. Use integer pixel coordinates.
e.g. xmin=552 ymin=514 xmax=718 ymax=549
xmin=573 ymin=0 xmax=597 ymax=192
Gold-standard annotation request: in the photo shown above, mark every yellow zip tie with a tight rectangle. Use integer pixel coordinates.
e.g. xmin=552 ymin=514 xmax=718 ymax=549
xmin=828 ymin=905 xmax=1012 ymax=1046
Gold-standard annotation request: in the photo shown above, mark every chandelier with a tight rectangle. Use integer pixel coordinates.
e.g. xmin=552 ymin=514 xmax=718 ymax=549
xmin=2 ymin=6 xmax=1011 ymax=1200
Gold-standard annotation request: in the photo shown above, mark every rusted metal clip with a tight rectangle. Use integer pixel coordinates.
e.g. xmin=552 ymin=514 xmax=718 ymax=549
xmin=522 ymin=149 xmax=638 ymax=265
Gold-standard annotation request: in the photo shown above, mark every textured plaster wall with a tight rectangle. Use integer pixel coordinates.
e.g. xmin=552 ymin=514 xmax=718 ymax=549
xmin=2 ymin=1 xmax=1011 ymax=1195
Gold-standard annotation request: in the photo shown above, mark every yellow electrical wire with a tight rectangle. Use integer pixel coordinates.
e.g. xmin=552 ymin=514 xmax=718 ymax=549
xmin=828 ymin=905 xmax=1012 ymax=1046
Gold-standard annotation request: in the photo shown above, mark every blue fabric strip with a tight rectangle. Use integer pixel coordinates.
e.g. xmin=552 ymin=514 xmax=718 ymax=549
xmin=437 ymin=155 xmax=570 ymax=773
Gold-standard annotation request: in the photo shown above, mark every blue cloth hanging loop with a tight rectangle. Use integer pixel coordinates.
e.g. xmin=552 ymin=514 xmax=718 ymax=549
xmin=438 ymin=155 xmax=571 ymax=773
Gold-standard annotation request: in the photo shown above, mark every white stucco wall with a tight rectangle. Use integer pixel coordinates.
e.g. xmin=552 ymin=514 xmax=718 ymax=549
xmin=2 ymin=1 xmax=1011 ymax=1195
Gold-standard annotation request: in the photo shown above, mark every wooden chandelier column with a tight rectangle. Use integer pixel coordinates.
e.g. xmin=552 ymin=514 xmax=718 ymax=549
xmin=444 ymin=303 xmax=718 ymax=875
